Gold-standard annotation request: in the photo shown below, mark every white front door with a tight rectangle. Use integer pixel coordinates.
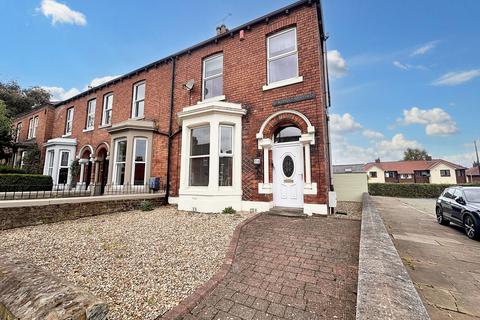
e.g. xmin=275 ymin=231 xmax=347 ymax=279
xmin=272 ymin=142 xmax=304 ymax=208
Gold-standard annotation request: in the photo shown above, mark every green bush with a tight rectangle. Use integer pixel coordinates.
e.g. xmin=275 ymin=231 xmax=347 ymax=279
xmin=368 ymin=183 xmax=480 ymax=199
xmin=139 ymin=200 xmax=155 ymax=211
xmin=222 ymin=206 xmax=236 ymax=214
xmin=0 ymin=165 xmax=26 ymax=174
xmin=0 ymin=174 xmax=53 ymax=192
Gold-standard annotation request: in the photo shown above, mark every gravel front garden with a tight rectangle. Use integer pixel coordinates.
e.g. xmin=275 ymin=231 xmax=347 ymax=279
xmin=0 ymin=206 xmax=248 ymax=320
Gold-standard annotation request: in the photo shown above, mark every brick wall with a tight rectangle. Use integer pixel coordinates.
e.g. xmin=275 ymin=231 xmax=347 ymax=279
xmin=13 ymin=2 xmax=329 ymax=205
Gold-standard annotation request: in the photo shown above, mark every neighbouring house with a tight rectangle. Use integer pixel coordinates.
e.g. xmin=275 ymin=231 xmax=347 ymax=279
xmin=466 ymin=166 xmax=480 ymax=183
xmin=10 ymin=103 xmax=56 ymax=170
xmin=10 ymin=0 xmax=333 ymax=215
xmin=364 ymin=160 xmax=467 ymax=185
xmin=332 ymin=164 xmax=367 ymax=202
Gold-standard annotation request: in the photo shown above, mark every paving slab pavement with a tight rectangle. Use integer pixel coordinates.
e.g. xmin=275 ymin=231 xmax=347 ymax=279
xmin=373 ymin=196 xmax=480 ymax=320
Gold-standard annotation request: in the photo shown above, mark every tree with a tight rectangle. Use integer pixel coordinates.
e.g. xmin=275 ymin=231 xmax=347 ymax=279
xmin=0 ymin=81 xmax=50 ymax=117
xmin=403 ymin=148 xmax=430 ymax=161
xmin=0 ymin=100 xmax=13 ymax=161
xmin=21 ymin=144 xmax=42 ymax=174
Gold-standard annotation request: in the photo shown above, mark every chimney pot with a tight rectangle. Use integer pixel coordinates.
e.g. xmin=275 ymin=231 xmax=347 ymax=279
xmin=216 ymin=24 xmax=229 ymax=35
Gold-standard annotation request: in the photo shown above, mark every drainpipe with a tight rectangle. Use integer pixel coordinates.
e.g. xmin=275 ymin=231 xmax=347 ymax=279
xmin=165 ymin=57 xmax=176 ymax=203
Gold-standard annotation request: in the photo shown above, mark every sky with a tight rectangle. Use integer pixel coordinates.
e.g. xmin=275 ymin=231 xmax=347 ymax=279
xmin=0 ymin=0 xmax=479 ymax=167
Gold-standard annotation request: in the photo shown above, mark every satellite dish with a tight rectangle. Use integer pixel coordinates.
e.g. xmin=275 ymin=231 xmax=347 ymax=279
xmin=184 ymin=79 xmax=195 ymax=91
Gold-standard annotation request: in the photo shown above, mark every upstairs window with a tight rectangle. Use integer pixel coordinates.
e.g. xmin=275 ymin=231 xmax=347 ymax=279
xmin=33 ymin=116 xmax=39 ymax=138
xmin=203 ymin=54 xmax=223 ymax=100
xmin=102 ymin=93 xmax=113 ymax=126
xmin=86 ymin=99 xmax=96 ymax=130
xmin=267 ymin=28 xmax=298 ymax=84
xmin=65 ymin=107 xmax=74 ymax=135
xmin=132 ymin=82 xmax=145 ymax=118
xmin=189 ymin=126 xmax=210 ymax=186
xmin=28 ymin=118 xmax=34 ymax=139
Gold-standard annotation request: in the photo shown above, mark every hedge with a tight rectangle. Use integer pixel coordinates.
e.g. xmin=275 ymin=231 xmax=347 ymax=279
xmin=0 ymin=174 xmax=53 ymax=192
xmin=0 ymin=166 xmax=26 ymax=174
xmin=368 ymin=183 xmax=480 ymax=199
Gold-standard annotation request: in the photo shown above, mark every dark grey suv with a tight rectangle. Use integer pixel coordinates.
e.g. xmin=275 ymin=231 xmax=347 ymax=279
xmin=436 ymin=187 xmax=480 ymax=240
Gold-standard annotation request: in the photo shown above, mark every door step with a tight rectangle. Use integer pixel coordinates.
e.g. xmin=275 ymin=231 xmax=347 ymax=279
xmin=267 ymin=207 xmax=307 ymax=218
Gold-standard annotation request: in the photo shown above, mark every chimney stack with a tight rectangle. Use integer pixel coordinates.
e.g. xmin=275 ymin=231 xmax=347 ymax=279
xmin=216 ymin=24 xmax=229 ymax=35
xmin=375 ymin=158 xmax=381 ymax=163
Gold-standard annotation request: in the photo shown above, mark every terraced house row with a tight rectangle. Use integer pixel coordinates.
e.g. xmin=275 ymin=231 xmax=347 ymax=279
xmin=10 ymin=0 xmax=334 ymax=215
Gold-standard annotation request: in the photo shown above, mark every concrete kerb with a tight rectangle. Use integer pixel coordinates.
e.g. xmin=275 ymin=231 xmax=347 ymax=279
xmin=356 ymin=193 xmax=430 ymax=320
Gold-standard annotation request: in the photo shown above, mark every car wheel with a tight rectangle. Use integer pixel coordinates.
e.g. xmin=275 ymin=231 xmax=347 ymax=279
xmin=436 ymin=207 xmax=450 ymax=226
xmin=464 ymin=215 xmax=479 ymax=240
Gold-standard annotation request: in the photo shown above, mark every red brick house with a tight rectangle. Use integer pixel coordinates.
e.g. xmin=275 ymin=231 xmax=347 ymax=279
xmin=466 ymin=166 xmax=480 ymax=183
xmin=11 ymin=0 xmax=332 ymax=214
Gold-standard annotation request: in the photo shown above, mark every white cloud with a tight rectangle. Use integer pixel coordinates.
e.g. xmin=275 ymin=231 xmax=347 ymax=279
xmin=84 ymin=75 xmax=121 ymax=90
xmin=38 ymin=0 xmax=86 ymax=26
xmin=393 ymin=60 xmax=428 ymax=71
xmin=432 ymin=69 xmax=480 ymax=86
xmin=400 ymin=107 xmax=458 ymax=136
xmin=327 ymin=50 xmax=348 ymax=78
xmin=42 ymin=86 xmax=81 ymax=101
xmin=393 ymin=60 xmax=409 ymax=70
xmin=376 ymin=134 xmax=422 ymax=159
xmin=43 ymin=74 xmax=121 ymax=101
xmin=443 ymin=152 xmax=476 ymax=168
xmin=411 ymin=41 xmax=439 ymax=56
xmin=330 ymin=113 xmax=362 ymax=134
xmin=363 ymin=129 xmax=384 ymax=140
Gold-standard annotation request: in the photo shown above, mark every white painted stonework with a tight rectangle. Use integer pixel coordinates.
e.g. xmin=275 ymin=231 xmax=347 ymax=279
xmin=43 ymin=138 xmax=77 ymax=186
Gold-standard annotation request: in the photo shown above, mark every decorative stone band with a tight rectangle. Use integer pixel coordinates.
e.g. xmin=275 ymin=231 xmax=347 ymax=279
xmin=356 ymin=193 xmax=430 ymax=320
xmin=0 ymin=256 xmax=108 ymax=320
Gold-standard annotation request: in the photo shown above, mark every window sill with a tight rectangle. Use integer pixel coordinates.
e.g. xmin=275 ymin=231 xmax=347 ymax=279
xmin=99 ymin=124 xmax=112 ymax=129
xmin=198 ymin=95 xmax=226 ymax=105
xmin=82 ymin=128 xmax=94 ymax=133
xmin=262 ymin=76 xmax=303 ymax=91
xmin=62 ymin=133 xmax=72 ymax=138
xmin=130 ymin=116 xmax=145 ymax=121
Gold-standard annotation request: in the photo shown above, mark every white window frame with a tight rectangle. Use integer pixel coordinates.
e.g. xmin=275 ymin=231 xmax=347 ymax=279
xmin=57 ymin=150 xmax=70 ymax=185
xmin=47 ymin=150 xmax=55 ymax=176
xmin=189 ymin=125 xmax=210 ymax=187
xmin=15 ymin=123 xmax=22 ymax=142
xmin=112 ymin=139 xmax=127 ymax=186
xmin=85 ymin=99 xmax=96 ymax=130
xmin=132 ymin=81 xmax=145 ymax=119
xmin=27 ymin=118 xmax=34 ymax=139
xmin=219 ymin=125 xmax=234 ymax=187
xmin=20 ymin=151 xmax=26 ymax=168
xmin=102 ymin=93 xmax=113 ymax=126
xmin=266 ymin=27 xmax=299 ymax=85
xmin=65 ymin=108 xmax=74 ymax=135
xmin=131 ymin=137 xmax=148 ymax=186
xmin=202 ymin=54 xmax=224 ymax=101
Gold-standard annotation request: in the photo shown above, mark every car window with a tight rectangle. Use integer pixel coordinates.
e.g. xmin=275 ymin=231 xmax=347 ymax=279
xmin=464 ymin=189 xmax=480 ymax=203
xmin=444 ymin=188 xmax=454 ymax=199
xmin=451 ymin=189 xmax=460 ymax=199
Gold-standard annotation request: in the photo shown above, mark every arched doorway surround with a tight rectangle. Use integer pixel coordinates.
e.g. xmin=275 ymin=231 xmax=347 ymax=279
xmin=256 ymin=110 xmax=317 ymax=197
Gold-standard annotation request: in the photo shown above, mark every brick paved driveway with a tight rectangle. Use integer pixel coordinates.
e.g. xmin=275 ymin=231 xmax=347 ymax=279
xmin=179 ymin=214 xmax=360 ymax=320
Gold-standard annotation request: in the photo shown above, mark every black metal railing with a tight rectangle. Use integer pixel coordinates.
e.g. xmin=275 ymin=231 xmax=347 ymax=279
xmin=0 ymin=182 xmax=166 ymax=201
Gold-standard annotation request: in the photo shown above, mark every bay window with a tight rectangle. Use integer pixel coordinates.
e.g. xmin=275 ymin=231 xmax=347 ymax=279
xmin=65 ymin=107 xmax=74 ymax=135
xmin=86 ymin=99 xmax=96 ymax=130
xmin=102 ymin=93 xmax=113 ymax=126
xmin=202 ymin=54 xmax=223 ymax=100
xmin=47 ymin=150 xmax=55 ymax=176
xmin=113 ymin=139 xmax=127 ymax=185
xmin=132 ymin=138 xmax=147 ymax=185
xmin=219 ymin=125 xmax=233 ymax=186
xmin=132 ymin=82 xmax=145 ymax=118
xmin=267 ymin=28 xmax=298 ymax=84
xmin=189 ymin=126 xmax=210 ymax=186
xmin=58 ymin=150 xmax=70 ymax=184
